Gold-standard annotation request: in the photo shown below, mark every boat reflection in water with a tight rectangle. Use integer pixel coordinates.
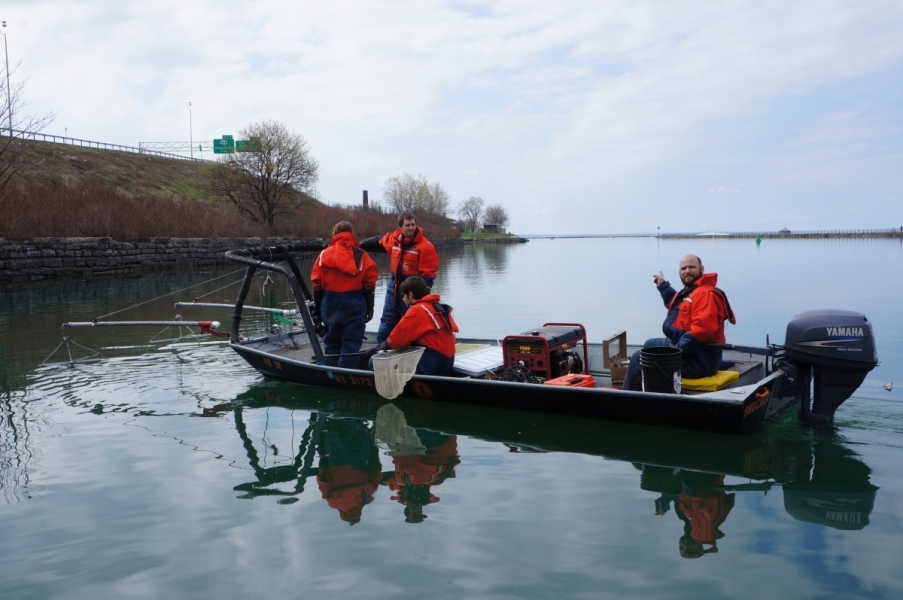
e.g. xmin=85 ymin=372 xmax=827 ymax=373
xmin=222 ymin=384 xmax=877 ymax=536
xmin=227 ymin=391 xmax=460 ymax=525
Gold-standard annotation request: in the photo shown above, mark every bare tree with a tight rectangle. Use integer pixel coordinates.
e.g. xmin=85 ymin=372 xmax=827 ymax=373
xmin=457 ymin=196 xmax=484 ymax=232
xmin=0 ymin=61 xmax=55 ymax=200
xmin=204 ymin=120 xmax=318 ymax=228
xmin=382 ymin=173 xmax=450 ymax=219
xmin=424 ymin=181 xmax=451 ymax=217
xmin=483 ymin=203 xmax=510 ymax=228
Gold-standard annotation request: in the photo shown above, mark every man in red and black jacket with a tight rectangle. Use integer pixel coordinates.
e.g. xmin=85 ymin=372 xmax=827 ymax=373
xmin=371 ymin=276 xmax=459 ymax=376
xmin=360 ymin=213 xmax=440 ymax=344
xmin=623 ymin=254 xmax=736 ymax=391
xmin=311 ymin=222 xmax=378 ymax=368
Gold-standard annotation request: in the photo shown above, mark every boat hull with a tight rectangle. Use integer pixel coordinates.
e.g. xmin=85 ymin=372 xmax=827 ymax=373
xmin=230 ymin=333 xmax=798 ymax=434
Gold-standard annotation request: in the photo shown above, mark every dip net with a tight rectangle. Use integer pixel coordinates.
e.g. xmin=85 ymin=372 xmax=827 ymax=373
xmin=372 ymin=346 xmax=425 ymax=400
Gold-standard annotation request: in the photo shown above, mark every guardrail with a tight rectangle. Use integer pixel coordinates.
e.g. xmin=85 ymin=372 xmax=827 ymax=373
xmin=8 ymin=129 xmax=206 ymax=162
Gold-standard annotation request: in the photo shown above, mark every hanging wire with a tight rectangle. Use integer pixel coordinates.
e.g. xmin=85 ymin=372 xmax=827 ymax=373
xmin=192 ymin=270 xmax=258 ymax=302
xmin=147 ymin=322 xmax=205 ymax=345
xmin=95 ymin=267 xmax=248 ymax=320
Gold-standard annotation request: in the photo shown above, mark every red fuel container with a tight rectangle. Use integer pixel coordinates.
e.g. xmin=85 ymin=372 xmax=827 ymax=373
xmin=543 ymin=374 xmax=596 ymax=387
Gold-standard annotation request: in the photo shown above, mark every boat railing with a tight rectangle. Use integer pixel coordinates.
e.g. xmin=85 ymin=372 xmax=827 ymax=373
xmin=224 ymin=244 xmax=327 ymax=361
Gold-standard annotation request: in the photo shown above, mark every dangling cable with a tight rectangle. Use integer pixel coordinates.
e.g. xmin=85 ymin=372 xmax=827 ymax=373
xmin=95 ymin=267 xmax=247 ymax=320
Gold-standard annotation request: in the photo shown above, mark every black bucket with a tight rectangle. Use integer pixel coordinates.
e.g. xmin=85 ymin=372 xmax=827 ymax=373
xmin=640 ymin=346 xmax=682 ymax=394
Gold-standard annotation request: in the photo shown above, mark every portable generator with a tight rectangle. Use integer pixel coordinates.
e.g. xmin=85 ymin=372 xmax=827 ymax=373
xmin=502 ymin=322 xmax=589 ymax=380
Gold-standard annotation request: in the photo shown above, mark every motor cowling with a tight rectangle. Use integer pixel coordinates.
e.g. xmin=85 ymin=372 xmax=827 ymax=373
xmin=781 ymin=310 xmax=878 ymax=426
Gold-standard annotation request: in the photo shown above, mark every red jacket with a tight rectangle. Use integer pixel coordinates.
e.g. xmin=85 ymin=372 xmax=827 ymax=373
xmin=678 ymin=476 xmax=736 ymax=544
xmin=388 ymin=437 xmax=460 ymax=488
xmin=387 ymin=437 xmax=460 ymax=506
xmin=386 ymin=294 xmax=459 ymax=357
xmin=317 ymin=464 xmax=383 ymax=523
xmin=374 ymin=227 xmax=439 ymax=285
xmin=311 ymin=231 xmax=378 ymax=293
xmin=669 ymin=272 xmax=735 ymax=345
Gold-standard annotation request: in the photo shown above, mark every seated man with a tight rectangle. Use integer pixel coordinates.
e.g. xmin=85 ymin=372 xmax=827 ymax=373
xmin=623 ymin=254 xmax=735 ymax=391
xmin=370 ymin=276 xmax=459 ymax=376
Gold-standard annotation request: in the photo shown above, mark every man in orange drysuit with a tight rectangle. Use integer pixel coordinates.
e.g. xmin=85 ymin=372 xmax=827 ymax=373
xmin=311 ymin=221 xmax=379 ymax=368
xmin=360 ymin=213 xmax=440 ymax=344
xmin=623 ymin=254 xmax=735 ymax=391
xmin=371 ymin=276 xmax=459 ymax=376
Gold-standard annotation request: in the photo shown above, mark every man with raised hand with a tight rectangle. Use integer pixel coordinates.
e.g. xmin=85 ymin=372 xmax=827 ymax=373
xmin=360 ymin=213 xmax=440 ymax=344
xmin=622 ymin=254 xmax=736 ymax=391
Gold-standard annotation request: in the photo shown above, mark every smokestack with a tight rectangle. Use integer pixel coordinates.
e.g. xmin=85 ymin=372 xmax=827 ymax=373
xmin=362 ymin=190 xmax=369 ymax=209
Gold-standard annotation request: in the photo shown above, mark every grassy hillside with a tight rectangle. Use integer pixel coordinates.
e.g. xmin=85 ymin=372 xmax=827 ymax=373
xmin=1 ymin=140 xmax=460 ymax=240
xmin=16 ymin=140 xmax=213 ymax=201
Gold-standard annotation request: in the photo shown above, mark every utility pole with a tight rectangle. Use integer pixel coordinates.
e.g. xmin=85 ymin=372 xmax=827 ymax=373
xmin=1 ymin=21 xmax=12 ymax=137
xmin=188 ymin=102 xmax=193 ymax=159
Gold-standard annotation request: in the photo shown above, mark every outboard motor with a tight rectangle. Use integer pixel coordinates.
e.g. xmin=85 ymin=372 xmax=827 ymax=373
xmin=780 ymin=310 xmax=878 ymax=426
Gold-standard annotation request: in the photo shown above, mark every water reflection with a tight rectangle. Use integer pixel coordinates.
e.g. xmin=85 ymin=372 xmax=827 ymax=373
xmin=228 ymin=390 xmax=461 ymax=525
xmin=376 ymin=404 xmax=459 ymax=524
xmin=477 ymin=243 xmax=511 ymax=274
xmin=647 ymin=470 xmax=735 ymax=558
xmin=0 ymin=389 xmax=41 ymax=503
xmin=316 ymin=418 xmax=383 ymax=523
xmin=641 ymin=431 xmax=878 ymax=560
xmin=225 ymin=384 xmax=878 ymax=540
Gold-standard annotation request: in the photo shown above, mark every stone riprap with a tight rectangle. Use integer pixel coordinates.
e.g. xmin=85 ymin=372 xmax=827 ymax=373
xmin=0 ymin=237 xmax=321 ymax=283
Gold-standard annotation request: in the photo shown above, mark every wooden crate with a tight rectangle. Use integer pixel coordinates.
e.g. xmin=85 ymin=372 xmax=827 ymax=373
xmin=602 ymin=330 xmax=630 ymax=386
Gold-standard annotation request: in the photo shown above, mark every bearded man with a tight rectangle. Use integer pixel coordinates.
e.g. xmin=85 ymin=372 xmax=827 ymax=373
xmin=360 ymin=213 xmax=440 ymax=344
xmin=622 ymin=254 xmax=736 ymax=392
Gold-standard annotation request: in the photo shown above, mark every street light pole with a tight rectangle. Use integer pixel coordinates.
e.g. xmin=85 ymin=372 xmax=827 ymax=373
xmin=188 ymin=101 xmax=193 ymax=159
xmin=1 ymin=21 xmax=12 ymax=137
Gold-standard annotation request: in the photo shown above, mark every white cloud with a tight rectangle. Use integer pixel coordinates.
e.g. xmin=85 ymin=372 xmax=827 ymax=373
xmin=5 ymin=0 xmax=903 ymax=233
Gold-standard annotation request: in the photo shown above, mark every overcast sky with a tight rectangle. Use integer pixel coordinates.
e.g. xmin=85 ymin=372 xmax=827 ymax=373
xmin=4 ymin=1 xmax=902 ymax=234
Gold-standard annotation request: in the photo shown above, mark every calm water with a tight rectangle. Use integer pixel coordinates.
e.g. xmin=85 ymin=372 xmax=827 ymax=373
xmin=2 ymin=237 xmax=902 ymax=599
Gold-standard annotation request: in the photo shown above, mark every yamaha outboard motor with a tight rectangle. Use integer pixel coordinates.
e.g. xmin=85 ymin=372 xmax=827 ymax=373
xmin=780 ymin=310 xmax=878 ymax=426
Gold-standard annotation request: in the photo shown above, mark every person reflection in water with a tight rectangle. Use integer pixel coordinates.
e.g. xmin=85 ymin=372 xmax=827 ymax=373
xmin=316 ymin=418 xmax=383 ymax=525
xmin=384 ymin=430 xmax=460 ymax=523
xmin=656 ymin=471 xmax=736 ymax=558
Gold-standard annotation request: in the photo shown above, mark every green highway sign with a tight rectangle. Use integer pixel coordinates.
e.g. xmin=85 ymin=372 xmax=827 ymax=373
xmin=235 ymin=138 xmax=260 ymax=153
xmin=213 ymin=138 xmax=234 ymax=154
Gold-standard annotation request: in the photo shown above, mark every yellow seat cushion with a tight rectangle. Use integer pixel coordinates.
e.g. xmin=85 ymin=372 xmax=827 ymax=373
xmin=682 ymin=370 xmax=740 ymax=392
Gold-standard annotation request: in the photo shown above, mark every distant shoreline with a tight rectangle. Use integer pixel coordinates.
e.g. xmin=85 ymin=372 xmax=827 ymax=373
xmin=523 ymin=229 xmax=903 ymax=239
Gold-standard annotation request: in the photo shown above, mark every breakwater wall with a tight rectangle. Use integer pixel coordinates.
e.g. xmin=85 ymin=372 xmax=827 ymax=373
xmin=469 ymin=236 xmax=529 ymax=244
xmin=0 ymin=237 xmax=465 ymax=283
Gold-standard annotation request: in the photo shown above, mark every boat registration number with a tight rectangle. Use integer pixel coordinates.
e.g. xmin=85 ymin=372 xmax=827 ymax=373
xmin=332 ymin=374 xmax=375 ymax=388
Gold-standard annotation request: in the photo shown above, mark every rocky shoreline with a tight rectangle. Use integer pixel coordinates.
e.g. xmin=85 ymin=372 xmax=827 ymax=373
xmin=0 ymin=236 xmax=466 ymax=283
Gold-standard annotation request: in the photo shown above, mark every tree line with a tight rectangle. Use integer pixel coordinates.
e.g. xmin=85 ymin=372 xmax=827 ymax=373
xmin=203 ymin=120 xmax=510 ymax=233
